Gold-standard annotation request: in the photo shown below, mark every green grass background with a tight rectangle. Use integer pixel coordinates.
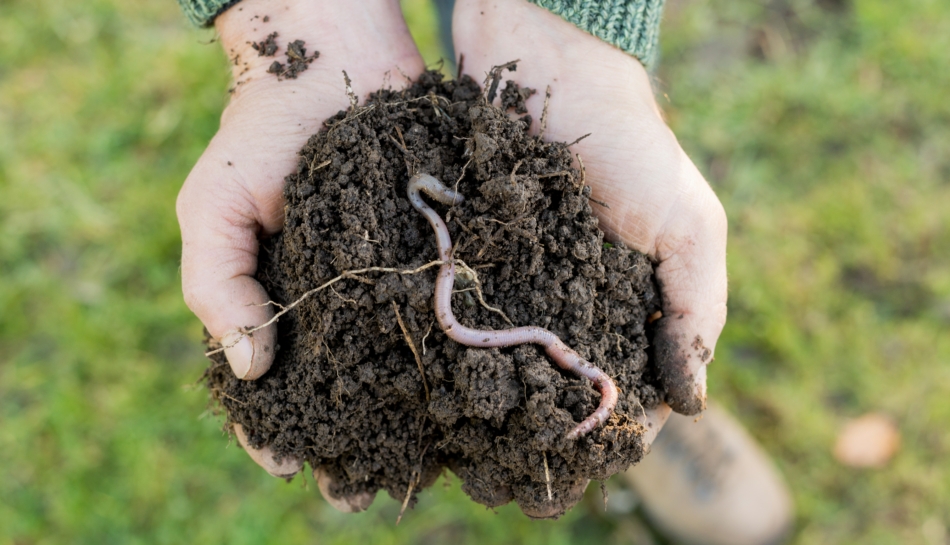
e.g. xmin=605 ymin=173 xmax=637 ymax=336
xmin=1 ymin=0 xmax=948 ymax=543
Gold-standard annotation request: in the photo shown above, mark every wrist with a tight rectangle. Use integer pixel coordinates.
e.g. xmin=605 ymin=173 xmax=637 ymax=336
xmin=216 ymin=0 xmax=417 ymax=81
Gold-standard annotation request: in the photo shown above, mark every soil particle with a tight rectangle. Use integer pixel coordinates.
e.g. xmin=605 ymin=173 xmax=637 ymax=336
xmin=204 ymin=70 xmax=668 ymax=517
xmin=251 ymin=32 xmax=278 ymax=57
xmin=500 ymin=80 xmax=536 ymax=114
xmin=263 ymin=38 xmax=320 ymax=81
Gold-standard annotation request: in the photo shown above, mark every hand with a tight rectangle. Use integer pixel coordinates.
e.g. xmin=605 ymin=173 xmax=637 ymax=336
xmin=176 ymin=0 xmax=423 ymax=509
xmin=453 ymin=0 xmax=728 ymax=516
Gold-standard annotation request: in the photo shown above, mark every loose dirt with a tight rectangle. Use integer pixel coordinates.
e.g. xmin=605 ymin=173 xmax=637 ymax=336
xmin=204 ymin=69 xmax=667 ymax=517
xmin=249 ymin=31 xmax=319 ymax=80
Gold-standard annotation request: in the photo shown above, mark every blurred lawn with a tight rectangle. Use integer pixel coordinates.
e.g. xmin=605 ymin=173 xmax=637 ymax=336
xmin=1 ymin=0 xmax=948 ymax=543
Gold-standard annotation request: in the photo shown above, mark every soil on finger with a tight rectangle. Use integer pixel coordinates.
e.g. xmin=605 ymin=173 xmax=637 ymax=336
xmin=204 ymin=70 xmax=667 ymax=517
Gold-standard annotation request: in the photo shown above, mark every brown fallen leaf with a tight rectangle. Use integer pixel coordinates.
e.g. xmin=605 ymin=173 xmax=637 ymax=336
xmin=833 ymin=413 xmax=901 ymax=468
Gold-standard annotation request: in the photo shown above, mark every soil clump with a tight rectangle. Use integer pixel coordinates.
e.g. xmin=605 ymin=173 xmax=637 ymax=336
xmin=204 ymin=69 xmax=666 ymax=516
xmin=249 ymin=31 xmax=319 ymax=80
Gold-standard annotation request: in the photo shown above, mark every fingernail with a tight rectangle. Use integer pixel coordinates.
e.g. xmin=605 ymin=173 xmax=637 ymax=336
xmin=222 ymin=330 xmax=254 ymax=379
xmin=695 ymin=365 xmax=708 ymax=398
xmin=234 ymin=424 xmax=303 ymax=478
xmin=314 ymin=468 xmax=378 ymax=513
xmin=695 ymin=365 xmax=708 ymax=409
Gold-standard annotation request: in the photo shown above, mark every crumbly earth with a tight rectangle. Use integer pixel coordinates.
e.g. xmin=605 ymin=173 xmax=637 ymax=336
xmin=249 ymin=31 xmax=319 ymax=81
xmin=204 ymin=70 xmax=666 ymax=516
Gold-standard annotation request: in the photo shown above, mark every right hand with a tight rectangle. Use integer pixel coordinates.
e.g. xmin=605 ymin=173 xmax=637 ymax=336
xmin=175 ymin=0 xmax=423 ymax=511
xmin=453 ymin=0 xmax=728 ymax=517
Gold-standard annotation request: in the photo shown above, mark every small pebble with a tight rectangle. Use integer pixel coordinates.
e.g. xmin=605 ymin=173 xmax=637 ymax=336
xmin=833 ymin=412 xmax=901 ymax=468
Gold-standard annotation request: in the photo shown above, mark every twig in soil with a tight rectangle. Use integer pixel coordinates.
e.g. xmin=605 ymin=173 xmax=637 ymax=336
xmin=484 ymin=60 xmax=520 ymax=104
xmin=566 ymin=133 xmax=591 ymax=148
xmin=543 ymin=452 xmax=553 ymax=501
xmin=539 ymin=85 xmax=551 ymax=138
xmin=342 ymin=70 xmax=358 ymax=110
xmin=509 ymin=159 xmax=528 ymax=214
xmin=204 ymin=261 xmax=444 ymax=357
xmin=396 ymin=440 xmax=432 ymax=525
xmin=600 ymin=481 xmax=609 ymax=511
xmin=510 ymin=159 xmax=523 ymax=185
xmin=393 ymin=301 xmax=430 ymax=402
xmin=577 ymin=153 xmax=587 ymax=192
xmin=396 ymin=479 xmax=415 ymax=525
xmin=454 ymin=157 xmax=472 ymax=193
xmin=455 ymin=259 xmax=513 ymax=326
xmin=421 ymin=322 xmax=433 ymax=355
xmin=387 ymin=133 xmax=410 ymax=155
xmin=394 ymin=125 xmax=409 ymax=151
xmin=308 ymin=158 xmax=330 ymax=177
xmin=330 ymin=286 xmax=357 ymax=306
xmin=392 ymin=125 xmax=416 ymax=173
xmin=407 ymin=173 xmax=618 ymax=440
xmin=360 ymin=230 xmax=379 ymax=244
xmin=217 ymin=390 xmax=246 ymax=406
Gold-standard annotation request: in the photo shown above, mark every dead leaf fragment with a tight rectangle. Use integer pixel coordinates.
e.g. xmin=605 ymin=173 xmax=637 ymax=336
xmin=833 ymin=413 xmax=901 ymax=468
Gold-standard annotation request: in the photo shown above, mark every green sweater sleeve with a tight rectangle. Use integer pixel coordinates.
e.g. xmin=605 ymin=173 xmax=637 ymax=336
xmin=526 ymin=0 xmax=665 ymax=69
xmin=176 ymin=0 xmax=236 ymax=27
xmin=177 ymin=0 xmax=664 ymax=68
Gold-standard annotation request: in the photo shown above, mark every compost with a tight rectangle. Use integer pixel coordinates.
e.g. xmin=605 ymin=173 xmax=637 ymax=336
xmin=204 ymin=68 xmax=666 ymax=517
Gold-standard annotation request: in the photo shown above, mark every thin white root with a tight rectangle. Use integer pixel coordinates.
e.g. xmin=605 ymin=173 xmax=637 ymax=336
xmin=205 ymin=261 xmax=444 ymax=357
xmin=539 ymin=85 xmax=551 ymax=138
xmin=393 ymin=301 xmax=429 ymax=402
xmin=543 ymin=452 xmax=553 ymax=501
xmin=455 ymin=259 xmax=513 ymax=326
xmin=396 ymin=478 xmax=416 ymax=525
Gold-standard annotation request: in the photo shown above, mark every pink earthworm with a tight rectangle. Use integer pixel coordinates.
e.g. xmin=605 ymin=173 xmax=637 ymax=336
xmin=407 ymin=173 xmax=618 ymax=440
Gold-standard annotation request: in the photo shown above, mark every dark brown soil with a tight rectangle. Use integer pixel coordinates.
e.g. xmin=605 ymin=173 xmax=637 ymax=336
xmin=253 ymin=33 xmax=319 ymax=81
xmin=251 ymin=32 xmax=278 ymax=57
xmin=204 ymin=70 xmax=666 ymax=517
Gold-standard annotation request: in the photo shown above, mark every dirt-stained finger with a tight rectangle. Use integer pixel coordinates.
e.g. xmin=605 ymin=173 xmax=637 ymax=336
xmin=233 ymin=424 xmax=303 ymax=478
xmin=177 ymin=155 xmax=280 ymax=380
xmin=652 ymin=168 xmax=728 ymax=415
xmin=313 ymin=467 xmax=378 ymax=513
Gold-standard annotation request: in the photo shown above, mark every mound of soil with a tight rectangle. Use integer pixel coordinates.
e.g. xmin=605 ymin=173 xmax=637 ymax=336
xmin=204 ymin=70 xmax=666 ymax=516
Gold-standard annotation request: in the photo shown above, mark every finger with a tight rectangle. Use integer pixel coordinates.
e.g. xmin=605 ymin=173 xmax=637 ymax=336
xmin=517 ymin=479 xmax=589 ymax=519
xmin=651 ymin=158 xmax=729 ymax=415
xmin=233 ymin=424 xmax=302 ymax=478
xmin=637 ymin=402 xmax=673 ymax=448
xmin=313 ymin=467 xmax=377 ymax=513
xmin=177 ymin=152 xmax=281 ymax=380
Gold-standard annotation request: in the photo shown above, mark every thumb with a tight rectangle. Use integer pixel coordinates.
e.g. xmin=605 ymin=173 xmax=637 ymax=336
xmin=651 ymin=160 xmax=728 ymax=415
xmin=177 ymin=151 xmax=283 ymax=380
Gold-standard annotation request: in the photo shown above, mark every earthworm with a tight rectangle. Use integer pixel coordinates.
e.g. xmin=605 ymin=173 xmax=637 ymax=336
xmin=407 ymin=173 xmax=618 ymax=440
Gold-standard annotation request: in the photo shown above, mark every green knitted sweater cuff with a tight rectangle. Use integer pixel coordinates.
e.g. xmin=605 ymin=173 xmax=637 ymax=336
xmin=526 ymin=0 xmax=665 ymax=69
xmin=177 ymin=0 xmax=238 ymax=27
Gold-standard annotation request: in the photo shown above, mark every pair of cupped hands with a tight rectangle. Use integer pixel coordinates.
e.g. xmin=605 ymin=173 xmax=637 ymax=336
xmin=177 ymin=0 xmax=727 ymax=517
